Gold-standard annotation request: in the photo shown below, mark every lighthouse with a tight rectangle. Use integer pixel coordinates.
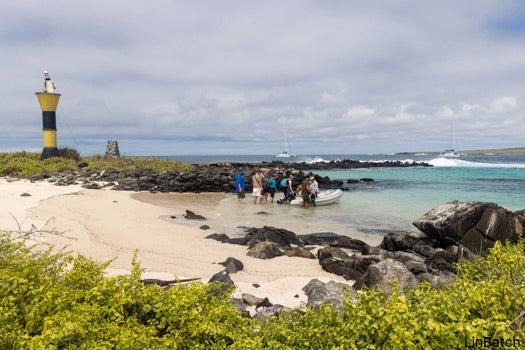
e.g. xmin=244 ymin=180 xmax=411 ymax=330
xmin=35 ymin=71 xmax=61 ymax=159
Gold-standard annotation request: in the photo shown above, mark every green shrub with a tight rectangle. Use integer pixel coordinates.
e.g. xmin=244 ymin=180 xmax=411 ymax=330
xmin=0 ymin=233 xmax=252 ymax=349
xmin=0 ymin=152 xmax=193 ymax=177
xmin=241 ymin=240 xmax=525 ymax=349
xmin=0 ymin=231 xmax=523 ymax=349
xmin=85 ymin=155 xmax=194 ymax=173
xmin=0 ymin=152 xmax=78 ymax=177
xmin=58 ymin=147 xmax=82 ymax=162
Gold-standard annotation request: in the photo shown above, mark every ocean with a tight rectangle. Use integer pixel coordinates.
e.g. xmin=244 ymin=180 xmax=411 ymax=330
xmin=162 ymin=154 xmax=525 ymax=240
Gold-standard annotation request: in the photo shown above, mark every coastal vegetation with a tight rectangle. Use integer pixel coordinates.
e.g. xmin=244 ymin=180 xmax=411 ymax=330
xmin=0 ymin=150 xmax=193 ymax=178
xmin=1 ymin=231 xmax=523 ymax=349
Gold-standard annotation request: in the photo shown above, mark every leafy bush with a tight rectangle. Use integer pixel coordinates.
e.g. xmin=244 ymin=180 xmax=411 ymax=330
xmin=0 ymin=152 xmax=78 ymax=177
xmin=0 ymin=233 xmax=252 ymax=349
xmin=241 ymin=240 xmax=525 ymax=349
xmin=0 ymin=231 xmax=523 ymax=349
xmin=58 ymin=147 xmax=82 ymax=162
xmin=0 ymin=152 xmax=193 ymax=177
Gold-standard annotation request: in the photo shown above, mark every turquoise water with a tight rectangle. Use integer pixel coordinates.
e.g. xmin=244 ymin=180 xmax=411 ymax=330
xmin=166 ymin=153 xmax=525 ymax=236
xmin=315 ymin=158 xmax=525 ymax=234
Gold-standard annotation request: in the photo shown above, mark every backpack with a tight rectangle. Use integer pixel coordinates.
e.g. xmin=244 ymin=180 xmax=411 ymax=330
xmin=280 ymin=178 xmax=288 ymax=189
xmin=262 ymin=176 xmax=270 ymax=189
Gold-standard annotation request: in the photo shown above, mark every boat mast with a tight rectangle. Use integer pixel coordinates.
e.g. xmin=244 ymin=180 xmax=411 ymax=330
xmin=452 ymin=123 xmax=456 ymax=150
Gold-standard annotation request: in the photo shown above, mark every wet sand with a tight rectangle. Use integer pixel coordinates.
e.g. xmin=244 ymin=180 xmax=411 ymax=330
xmin=2 ymin=180 xmax=378 ymax=307
xmin=133 ymin=191 xmax=384 ymax=245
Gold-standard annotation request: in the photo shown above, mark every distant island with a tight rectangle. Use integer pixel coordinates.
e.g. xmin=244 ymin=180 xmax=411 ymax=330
xmin=396 ymin=146 xmax=525 ymax=155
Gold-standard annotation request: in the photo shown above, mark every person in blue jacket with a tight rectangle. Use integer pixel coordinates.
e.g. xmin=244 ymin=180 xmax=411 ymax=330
xmin=234 ymin=173 xmax=246 ymax=204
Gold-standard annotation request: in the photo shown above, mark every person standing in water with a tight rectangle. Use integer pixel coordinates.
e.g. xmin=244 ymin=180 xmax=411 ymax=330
xmin=234 ymin=172 xmax=246 ymax=204
xmin=267 ymin=173 xmax=279 ymax=203
xmin=252 ymin=170 xmax=264 ymax=204
xmin=300 ymin=177 xmax=311 ymax=209
xmin=308 ymin=172 xmax=319 ymax=207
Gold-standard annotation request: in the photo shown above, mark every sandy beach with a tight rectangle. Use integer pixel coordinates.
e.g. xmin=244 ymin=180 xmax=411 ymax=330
xmin=0 ymin=178 xmax=383 ymax=308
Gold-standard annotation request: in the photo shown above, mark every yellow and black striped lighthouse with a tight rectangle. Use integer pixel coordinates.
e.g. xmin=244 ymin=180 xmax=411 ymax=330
xmin=35 ymin=71 xmax=61 ymax=159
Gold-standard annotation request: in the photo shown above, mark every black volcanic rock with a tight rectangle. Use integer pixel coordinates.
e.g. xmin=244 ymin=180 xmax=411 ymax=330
xmin=205 ymin=233 xmax=230 ymax=242
xmin=413 ymin=201 xmax=520 ymax=254
xmin=184 ymin=210 xmax=206 ymax=220
xmin=299 ymin=232 xmax=369 ymax=252
xmin=207 ymin=270 xmax=234 ymax=295
xmin=245 ymin=226 xmax=303 ymax=249
xmin=247 ymin=241 xmax=283 ymax=259
xmin=14 ymin=158 xmax=428 ymax=194
xmin=219 ymin=257 xmax=244 ymax=274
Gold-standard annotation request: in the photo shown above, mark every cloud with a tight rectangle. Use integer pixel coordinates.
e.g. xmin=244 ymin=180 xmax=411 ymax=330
xmin=1 ymin=0 xmax=525 ymax=155
xmin=489 ymin=97 xmax=518 ymax=114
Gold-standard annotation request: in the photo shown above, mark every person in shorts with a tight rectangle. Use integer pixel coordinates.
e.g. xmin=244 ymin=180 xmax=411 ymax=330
xmin=252 ymin=170 xmax=264 ymax=204
xmin=234 ymin=173 xmax=246 ymax=204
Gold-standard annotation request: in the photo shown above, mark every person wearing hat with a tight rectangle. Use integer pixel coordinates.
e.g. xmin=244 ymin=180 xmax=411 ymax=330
xmin=308 ymin=172 xmax=319 ymax=207
xmin=267 ymin=173 xmax=280 ymax=203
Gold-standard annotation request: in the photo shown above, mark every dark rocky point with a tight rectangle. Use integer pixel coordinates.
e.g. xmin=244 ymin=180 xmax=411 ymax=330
xmin=184 ymin=210 xmax=206 ymax=220
xmin=299 ymin=232 xmax=369 ymax=252
xmin=205 ymin=233 xmax=230 ymax=242
xmin=247 ymin=241 xmax=283 ymax=260
xmin=218 ymin=257 xmax=244 ymax=274
xmin=246 ymin=226 xmax=303 ymax=249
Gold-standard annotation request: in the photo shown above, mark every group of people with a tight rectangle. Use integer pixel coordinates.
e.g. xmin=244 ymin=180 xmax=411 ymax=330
xmin=234 ymin=170 xmax=319 ymax=209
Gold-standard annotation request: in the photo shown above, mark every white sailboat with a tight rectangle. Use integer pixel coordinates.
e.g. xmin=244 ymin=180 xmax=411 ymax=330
xmin=440 ymin=124 xmax=466 ymax=158
xmin=274 ymin=132 xmax=296 ymax=158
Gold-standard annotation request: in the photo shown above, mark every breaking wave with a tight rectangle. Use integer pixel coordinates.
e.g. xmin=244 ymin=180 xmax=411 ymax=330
xmin=302 ymin=157 xmax=334 ymax=164
xmin=428 ymin=157 xmax=525 ymax=168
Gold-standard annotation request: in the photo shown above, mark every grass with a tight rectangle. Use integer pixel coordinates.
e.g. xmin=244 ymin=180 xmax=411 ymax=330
xmin=0 ymin=151 xmax=193 ymax=178
xmin=85 ymin=155 xmax=194 ymax=173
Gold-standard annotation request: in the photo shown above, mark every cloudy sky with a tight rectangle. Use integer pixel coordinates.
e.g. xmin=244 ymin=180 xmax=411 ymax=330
xmin=1 ymin=1 xmax=525 ymax=155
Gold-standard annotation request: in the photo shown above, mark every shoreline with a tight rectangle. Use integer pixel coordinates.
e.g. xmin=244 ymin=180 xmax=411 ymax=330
xmin=0 ymin=178 xmax=366 ymax=308
xmin=396 ymin=146 xmax=525 ymax=155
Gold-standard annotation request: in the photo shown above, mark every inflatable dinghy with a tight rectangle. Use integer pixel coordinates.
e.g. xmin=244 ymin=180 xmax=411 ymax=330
xmin=289 ymin=189 xmax=343 ymax=206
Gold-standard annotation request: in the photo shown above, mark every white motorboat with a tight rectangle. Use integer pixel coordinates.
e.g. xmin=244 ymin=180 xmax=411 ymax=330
xmin=289 ymin=189 xmax=343 ymax=206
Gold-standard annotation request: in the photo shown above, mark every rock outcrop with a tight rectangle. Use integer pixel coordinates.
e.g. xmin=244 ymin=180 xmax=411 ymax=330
xmin=302 ymin=279 xmax=356 ymax=309
xmin=413 ymin=201 xmax=522 ymax=255
xmin=218 ymin=257 xmax=244 ymax=274
xmin=355 ymin=259 xmax=419 ymax=295
xmin=104 ymin=140 xmax=120 ymax=157
xmin=247 ymin=241 xmax=284 ymax=259
xmin=24 ymin=158 xmax=429 ymax=193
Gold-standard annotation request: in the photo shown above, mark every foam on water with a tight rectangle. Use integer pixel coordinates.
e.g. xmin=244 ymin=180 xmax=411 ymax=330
xmin=360 ymin=159 xmax=416 ymax=164
xmin=429 ymin=157 xmax=525 ymax=168
xmin=303 ymin=156 xmax=333 ymax=164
